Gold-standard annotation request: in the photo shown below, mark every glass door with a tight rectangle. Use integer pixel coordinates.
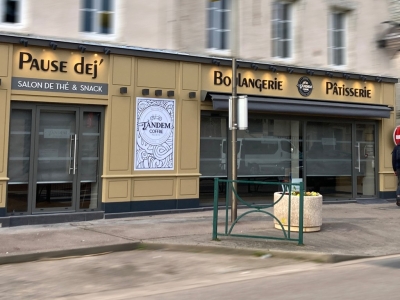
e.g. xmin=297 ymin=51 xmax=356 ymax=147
xmin=305 ymin=122 xmax=353 ymax=200
xmin=7 ymin=104 xmax=103 ymax=215
xmin=354 ymin=124 xmax=376 ymax=198
xmin=33 ymin=108 xmax=79 ymax=212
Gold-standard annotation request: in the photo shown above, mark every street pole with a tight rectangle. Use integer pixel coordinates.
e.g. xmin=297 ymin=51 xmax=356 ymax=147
xmin=230 ymin=0 xmax=239 ymax=222
xmin=231 ymin=58 xmax=237 ymax=222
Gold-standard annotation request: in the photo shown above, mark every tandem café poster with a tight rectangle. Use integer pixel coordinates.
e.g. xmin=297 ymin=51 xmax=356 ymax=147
xmin=134 ymin=97 xmax=175 ymax=171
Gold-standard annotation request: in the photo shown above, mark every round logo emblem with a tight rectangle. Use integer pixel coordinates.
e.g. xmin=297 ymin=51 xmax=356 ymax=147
xmin=137 ymin=105 xmax=173 ymax=146
xmin=297 ymin=76 xmax=313 ymax=97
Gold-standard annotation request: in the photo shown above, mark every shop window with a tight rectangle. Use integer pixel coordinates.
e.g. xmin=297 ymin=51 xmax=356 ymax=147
xmin=206 ymin=0 xmax=231 ymax=51
xmin=271 ymin=1 xmax=293 ymax=59
xmin=80 ymin=0 xmax=114 ymax=34
xmin=1 ymin=0 xmax=21 ymax=23
xmin=328 ymin=12 xmax=346 ymax=66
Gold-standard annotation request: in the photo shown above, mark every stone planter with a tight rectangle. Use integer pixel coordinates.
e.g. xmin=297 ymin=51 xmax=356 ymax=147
xmin=273 ymin=192 xmax=323 ymax=232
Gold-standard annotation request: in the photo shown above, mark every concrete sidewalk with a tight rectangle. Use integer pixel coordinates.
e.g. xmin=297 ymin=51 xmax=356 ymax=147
xmin=0 ymin=201 xmax=400 ymax=264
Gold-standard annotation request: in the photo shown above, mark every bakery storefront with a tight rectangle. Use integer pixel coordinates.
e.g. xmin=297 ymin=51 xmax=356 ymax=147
xmin=0 ymin=35 xmax=397 ymax=225
xmin=199 ymin=67 xmax=397 ymax=205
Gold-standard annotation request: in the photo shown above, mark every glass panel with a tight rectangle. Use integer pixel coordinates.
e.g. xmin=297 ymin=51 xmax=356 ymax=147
xmin=337 ymin=13 xmax=344 ymax=30
xmin=356 ymin=124 xmax=375 ymax=197
xmin=336 ymin=31 xmax=343 ymax=48
xmin=35 ymin=111 xmax=76 ymax=209
xmin=237 ymin=119 xmax=302 ymax=180
xmin=36 ymin=183 xmax=73 ymax=209
xmin=79 ymin=112 xmax=100 ymax=209
xmin=282 ymin=3 xmax=289 ymax=21
xmin=83 ymin=10 xmax=93 ymax=32
xmin=99 ymin=12 xmax=111 ymax=34
xmin=83 ymin=0 xmax=93 ymax=9
xmin=199 ymin=116 xmax=303 ymax=206
xmin=283 ymin=40 xmax=289 ymax=58
xmin=306 ymin=122 xmax=352 ymax=200
xmin=101 ymin=0 xmax=111 ymax=11
xmin=4 ymin=0 xmax=18 ymax=23
xmin=7 ymin=109 xmax=32 ymax=213
xmin=7 ymin=184 xmax=29 ymax=214
xmin=200 ymin=116 xmax=227 ymax=177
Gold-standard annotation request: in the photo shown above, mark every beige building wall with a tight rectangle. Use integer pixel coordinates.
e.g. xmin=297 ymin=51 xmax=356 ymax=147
xmin=0 ymin=1 xmax=395 ymax=76
xmin=102 ymin=56 xmax=200 ymax=205
xmin=0 ymin=44 xmax=12 ymax=210
xmin=0 ymin=0 xmax=397 ymax=211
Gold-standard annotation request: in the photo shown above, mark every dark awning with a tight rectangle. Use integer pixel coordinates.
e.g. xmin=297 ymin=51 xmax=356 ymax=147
xmin=206 ymin=93 xmax=393 ymax=118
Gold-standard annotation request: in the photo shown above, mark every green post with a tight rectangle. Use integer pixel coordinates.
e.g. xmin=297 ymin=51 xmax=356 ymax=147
xmin=298 ymin=182 xmax=304 ymax=245
xmin=225 ymin=180 xmax=229 ymax=234
xmin=288 ymin=182 xmax=291 ymax=239
xmin=212 ymin=178 xmax=219 ymax=240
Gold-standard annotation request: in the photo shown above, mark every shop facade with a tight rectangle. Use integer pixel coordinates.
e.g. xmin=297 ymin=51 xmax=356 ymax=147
xmin=0 ymin=35 xmax=397 ymax=226
xmin=199 ymin=67 xmax=397 ymax=204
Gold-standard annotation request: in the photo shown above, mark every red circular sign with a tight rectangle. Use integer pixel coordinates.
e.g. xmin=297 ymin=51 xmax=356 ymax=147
xmin=393 ymin=125 xmax=400 ymax=145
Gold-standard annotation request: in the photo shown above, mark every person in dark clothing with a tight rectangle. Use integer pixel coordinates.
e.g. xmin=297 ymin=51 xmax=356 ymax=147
xmin=392 ymin=142 xmax=400 ymax=206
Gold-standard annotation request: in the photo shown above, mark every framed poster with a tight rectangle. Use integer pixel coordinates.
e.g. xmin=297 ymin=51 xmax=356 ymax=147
xmin=134 ymin=97 xmax=175 ymax=170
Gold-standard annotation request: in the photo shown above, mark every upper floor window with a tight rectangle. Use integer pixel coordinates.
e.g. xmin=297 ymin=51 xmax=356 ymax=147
xmin=329 ymin=12 xmax=346 ymax=66
xmin=80 ymin=0 xmax=114 ymax=34
xmin=272 ymin=1 xmax=293 ymax=59
xmin=1 ymin=0 xmax=21 ymax=23
xmin=207 ymin=0 xmax=231 ymax=51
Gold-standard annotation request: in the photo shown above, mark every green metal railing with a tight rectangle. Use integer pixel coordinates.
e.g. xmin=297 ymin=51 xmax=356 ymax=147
xmin=212 ymin=178 xmax=304 ymax=245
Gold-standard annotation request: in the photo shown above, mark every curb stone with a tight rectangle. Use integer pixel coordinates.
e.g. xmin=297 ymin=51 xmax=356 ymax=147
xmin=0 ymin=241 xmax=371 ymax=265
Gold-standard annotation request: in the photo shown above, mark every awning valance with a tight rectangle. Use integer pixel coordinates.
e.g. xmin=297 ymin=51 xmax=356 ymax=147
xmin=206 ymin=93 xmax=392 ymax=118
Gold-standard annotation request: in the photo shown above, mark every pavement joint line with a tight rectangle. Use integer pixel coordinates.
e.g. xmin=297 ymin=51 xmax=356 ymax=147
xmin=70 ymin=222 xmax=212 ymax=242
xmin=70 ymin=224 xmax=140 ymax=242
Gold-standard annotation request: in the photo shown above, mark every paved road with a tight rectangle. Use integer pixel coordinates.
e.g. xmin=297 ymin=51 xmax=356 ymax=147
xmin=1 ymin=249 xmax=400 ymax=299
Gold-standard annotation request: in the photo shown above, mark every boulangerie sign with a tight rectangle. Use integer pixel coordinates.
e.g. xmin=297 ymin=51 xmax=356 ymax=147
xmin=134 ymin=97 xmax=175 ymax=170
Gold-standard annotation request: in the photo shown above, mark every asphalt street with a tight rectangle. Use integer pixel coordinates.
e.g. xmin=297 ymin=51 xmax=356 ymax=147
xmin=1 ymin=250 xmax=400 ymax=300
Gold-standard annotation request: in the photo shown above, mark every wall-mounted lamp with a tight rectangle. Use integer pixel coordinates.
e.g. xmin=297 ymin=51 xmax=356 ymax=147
xmin=326 ymin=71 xmax=333 ymax=78
xmin=104 ymin=47 xmax=111 ymax=55
xmin=343 ymin=73 xmax=350 ymax=80
xmin=212 ymin=59 xmax=220 ymax=66
xmin=78 ymin=45 xmax=86 ymax=53
xmin=360 ymin=75 xmax=367 ymax=82
xmin=155 ymin=90 xmax=162 ymax=96
xmin=49 ymin=42 xmax=57 ymax=50
xmin=120 ymin=87 xmax=127 ymax=94
xmin=269 ymin=65 xmax=277 ymax=73
xmin=251 ymin=63 xmax=258 ymax=70
xmin=142 ymin=89 xmax=150 ymax=96
xmin=167 ymin=91 xmax=174 ymax=97
xmin=189 ymin=92 xmax=196 ymax=98
xmin=287 ymin=67 xmax=294 ymax=74
xmin=20 ymin=38 xmax=28 ymax=47
xmin=306 ymin=69 xmax=314 ymax=76
xmin=376 ymin=76 xmax=382 ymax=83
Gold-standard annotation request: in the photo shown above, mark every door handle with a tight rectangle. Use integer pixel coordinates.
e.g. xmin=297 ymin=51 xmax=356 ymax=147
xmin=73 ymin=134 xmax=77 ymax=175
xmin=69 ymin=134 xmax=73 ymax=174
xmin=355 ymin=143 xmax=360 ymax=172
